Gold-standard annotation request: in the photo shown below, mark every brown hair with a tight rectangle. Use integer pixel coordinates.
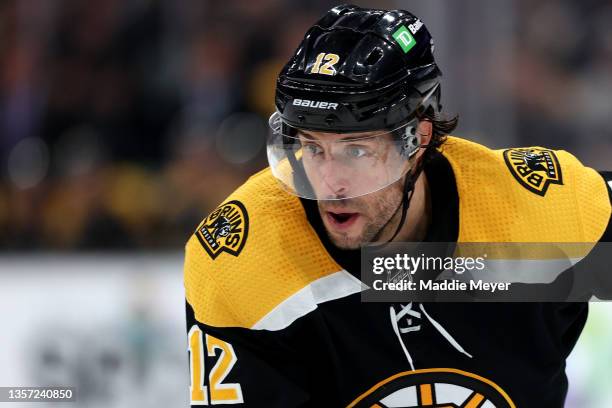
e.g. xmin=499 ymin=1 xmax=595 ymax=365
xmin=418 ymin=108 xmax=459 ymax=162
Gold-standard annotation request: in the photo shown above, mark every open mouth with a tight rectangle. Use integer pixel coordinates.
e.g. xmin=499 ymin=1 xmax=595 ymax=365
xmin=326 ymin=211 xmax=359 ymax=229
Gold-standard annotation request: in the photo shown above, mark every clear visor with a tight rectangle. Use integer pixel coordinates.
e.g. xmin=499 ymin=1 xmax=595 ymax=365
xmin=267 ymin=112 xmax=419 ymax=200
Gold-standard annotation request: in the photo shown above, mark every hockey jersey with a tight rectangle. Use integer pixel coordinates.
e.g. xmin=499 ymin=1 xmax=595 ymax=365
xmin=184 ymin=136 xmax=612 ymax=407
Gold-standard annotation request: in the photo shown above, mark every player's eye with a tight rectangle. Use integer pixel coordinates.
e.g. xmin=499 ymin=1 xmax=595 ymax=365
xmin=345 ymin=145 xmax=369 ymax=158
xmin=303 ymin=143 xmax=324 ymax=156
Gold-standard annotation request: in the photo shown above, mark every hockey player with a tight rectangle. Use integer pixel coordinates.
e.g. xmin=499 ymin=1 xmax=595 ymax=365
xmin=184 ymin=5 xmax=612 ymax=407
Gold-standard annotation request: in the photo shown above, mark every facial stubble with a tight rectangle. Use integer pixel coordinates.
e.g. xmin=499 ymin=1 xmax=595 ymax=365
xmin=318 ymin=181 xmax=404 ymax=249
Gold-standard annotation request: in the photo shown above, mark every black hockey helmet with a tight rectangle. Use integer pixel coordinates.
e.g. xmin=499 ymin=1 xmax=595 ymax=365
xmin=274 ymin=4 xmax=441 ymax=133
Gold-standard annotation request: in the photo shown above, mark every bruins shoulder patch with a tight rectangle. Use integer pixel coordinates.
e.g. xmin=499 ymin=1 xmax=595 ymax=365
xmin=503 ymin=147 xmax=563 ymax=196
xmin=195 ymin=200 xmax=249 ymax=259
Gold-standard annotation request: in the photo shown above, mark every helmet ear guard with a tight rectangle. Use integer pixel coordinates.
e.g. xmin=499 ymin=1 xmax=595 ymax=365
xmin=401 ymin=124 xmax=421 ymax=158
xmin=396 ymin=80 xmax=441 ymax=158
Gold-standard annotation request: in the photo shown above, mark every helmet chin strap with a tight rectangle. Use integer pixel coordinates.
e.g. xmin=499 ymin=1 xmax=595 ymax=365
xmin=373 ymin=157 xmax=426 ymax=244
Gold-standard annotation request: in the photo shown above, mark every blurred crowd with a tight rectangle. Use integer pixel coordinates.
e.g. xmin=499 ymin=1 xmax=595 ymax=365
xmin=511 ymin=0 xmax=612 ymax=157
xmin=0 ymin=0 xmax=610 ymax=250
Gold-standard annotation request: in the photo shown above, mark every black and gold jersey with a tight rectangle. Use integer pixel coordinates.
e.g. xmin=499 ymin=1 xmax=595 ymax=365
xmin=184 ymin=136 xmax=612 ymax=407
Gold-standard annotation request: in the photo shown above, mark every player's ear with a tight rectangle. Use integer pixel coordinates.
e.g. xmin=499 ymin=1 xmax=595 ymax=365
xmin=411 ymin=119 xmax=433 ymax=162
xmin=416 ymin=119 xmax=432 ymax=146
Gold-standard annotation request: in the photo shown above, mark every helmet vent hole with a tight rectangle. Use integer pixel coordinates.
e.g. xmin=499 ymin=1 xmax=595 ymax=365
xmin=365 ymin=49 xmax=383 ymax=65
xmin=325 ymin=115 xmax=337 ymax=126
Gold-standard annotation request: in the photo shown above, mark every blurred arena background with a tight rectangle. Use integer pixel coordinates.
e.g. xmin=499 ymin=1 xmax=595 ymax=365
xmin=0 ymin=0 xmax=610 ymax=407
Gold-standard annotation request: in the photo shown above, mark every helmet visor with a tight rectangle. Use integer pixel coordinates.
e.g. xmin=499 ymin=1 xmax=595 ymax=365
xmin=267 ymin=112 xmax=419 ymax=200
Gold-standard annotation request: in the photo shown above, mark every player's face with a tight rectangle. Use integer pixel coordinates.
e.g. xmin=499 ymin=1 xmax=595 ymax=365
xmin=298 ymin=130 xmax=406 ymax=249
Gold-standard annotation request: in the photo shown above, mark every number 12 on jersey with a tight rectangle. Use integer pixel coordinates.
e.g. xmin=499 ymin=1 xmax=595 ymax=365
xmin=188 ymin=325 xmax=244 ymax=405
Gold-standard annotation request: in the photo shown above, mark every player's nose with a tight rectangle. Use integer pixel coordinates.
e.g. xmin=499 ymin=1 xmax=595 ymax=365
xmin=318 ymin=159 xmax=351 ymax=198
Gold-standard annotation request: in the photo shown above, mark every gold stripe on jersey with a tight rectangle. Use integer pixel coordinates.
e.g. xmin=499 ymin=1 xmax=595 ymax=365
xmin=419 ymin=383 xmax=433 ymax=405
xmin=184 ymin=167 xmax=342 ymax=328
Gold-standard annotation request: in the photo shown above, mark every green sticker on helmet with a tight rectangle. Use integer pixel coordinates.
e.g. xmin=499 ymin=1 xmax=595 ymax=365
xmin=392 ymin=25 xmax=416 ymax=53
